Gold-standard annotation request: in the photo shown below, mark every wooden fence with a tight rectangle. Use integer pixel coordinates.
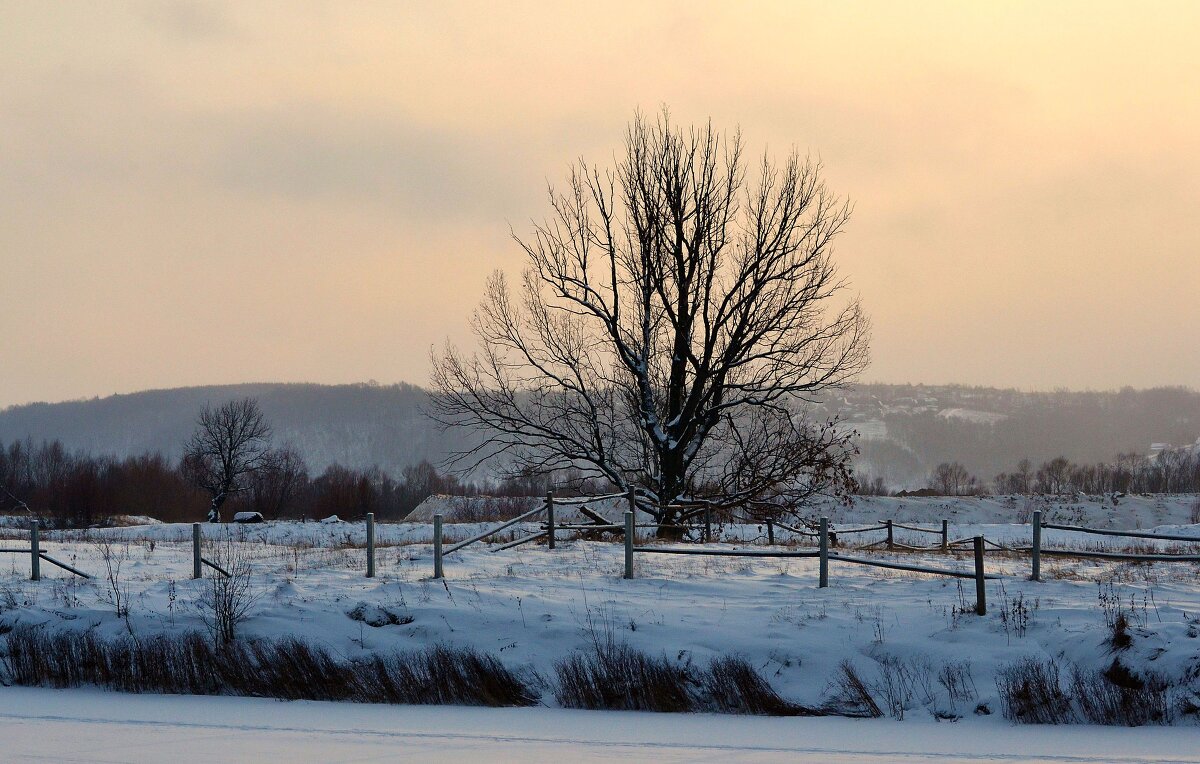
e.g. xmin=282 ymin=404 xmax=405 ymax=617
xmin=0 ymin=522 xmax=91 ymax=580
xmin=623 ymin=513 xmax=996 ymax=615
xmin=1030 ymin=510 xmax=1200 ymax=581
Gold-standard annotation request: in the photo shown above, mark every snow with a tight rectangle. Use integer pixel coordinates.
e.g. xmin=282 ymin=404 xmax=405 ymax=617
xmin=408 ymin=492 xmax=1200 ymax=530
xmin=842 ymin=418 xmax=887 ymax=440
xmin=2 ymin=494 xmax=1200 ymax=747
xmin=408 ymin=494 xmax=656 ymax=524
xmin=937 ymin=408 xmax=1008 ymax=425
xmin=1 ymin=687 xmax=1197 ymax=763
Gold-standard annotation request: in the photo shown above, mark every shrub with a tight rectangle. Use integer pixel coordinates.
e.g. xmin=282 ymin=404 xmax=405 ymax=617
xmin=553 ymin=644 xmax=810 ymax=715
xmin=367 ymin=644 xmax=538 ymax=706
xmin=937 ymin=660 xmax=977 ymax=709
xmin=996 ymin=658 xmax=1074 ymax=724
xmin=1071 ymin=661 xmax=1171 ymax=726
xmin=192 ymin=534 xmax=261 ymax=645
xmin=700 ymin=656 xmax=803 ymax=716
xmin=554 ymin=642 xmax=694 ymax=712
xmin=826 ymin=660 xmax=882 ymax=718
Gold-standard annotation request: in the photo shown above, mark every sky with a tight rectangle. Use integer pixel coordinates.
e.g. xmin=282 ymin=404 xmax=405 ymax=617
xmin=2 ymin=1 xmax=1198 ymax=407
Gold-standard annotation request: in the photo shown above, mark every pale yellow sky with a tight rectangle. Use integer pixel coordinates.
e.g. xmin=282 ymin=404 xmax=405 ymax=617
xmin=2 ymin=1 xmax=1197 ymax=407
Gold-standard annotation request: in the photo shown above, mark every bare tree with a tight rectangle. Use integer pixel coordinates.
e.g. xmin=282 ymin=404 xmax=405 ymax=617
xmin=931 ymin=462 xmax=972 ymax=496
xmin=1036 ymin=457 xmax=1071 ymax=495
xmin=432 ymin=111 xmax=870 ymax=534
xmin=181 ymin=398 xmax=272 ymax=522
xmin=249 ymin=446 xmax=308 ymax=520
xmin=192 ymin=533 xmax=260 ymax=645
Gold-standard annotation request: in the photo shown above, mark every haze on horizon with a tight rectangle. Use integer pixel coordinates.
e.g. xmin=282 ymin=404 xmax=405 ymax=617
xmin=2 ymin=1 xmax=1197 ymax=408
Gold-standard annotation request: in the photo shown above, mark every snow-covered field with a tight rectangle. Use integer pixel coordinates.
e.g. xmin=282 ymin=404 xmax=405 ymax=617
xmin=410 ymin=491 xmax=1200 ymax=530
xmin=1 ymin=495 xmax=1199 ymax=759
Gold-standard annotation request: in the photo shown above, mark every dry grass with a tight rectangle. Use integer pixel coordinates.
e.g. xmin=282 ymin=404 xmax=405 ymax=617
xmin=996 ymin=658 xmax=1074 ymax=724
xmin=1071 ymin=660 xmax=1171 ymax=726
xmin=553 ymin=643 xmax=816 ymax=716
xmin=2 ymin=626 xmax=537 ymax=707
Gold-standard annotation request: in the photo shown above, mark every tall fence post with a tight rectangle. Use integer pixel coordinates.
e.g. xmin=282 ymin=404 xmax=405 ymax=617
xmin=766 ymin=518 xmax=775 ymax=545
xmin=623 ymin=510 xmax=635 ymax=580
xmin=546 ymin=493 xmax=555 ymax=551
xmin=818 ymin=516 xmax=829 ymax=588
xmin=433 ymin=514 xmax=444 ymax=580
xmin=192 ymin=522 xmax=202 ymax=579
xmin=973 ymin=536 xmax=987 ymax=615
xmin=365 ymin=512 xmax=376 ymax=578
xmin=886 ymin=519 xmax=894 ymax=550
xmin=704 ymin=506 xmax=712 ymax=544
xmin=1031 ymin=510 xmax=1042 ymax=582
xmin=941 ymin=519 xmax=949 ymax=553
xmin=30 ymin=520 xmax=40 ymax=581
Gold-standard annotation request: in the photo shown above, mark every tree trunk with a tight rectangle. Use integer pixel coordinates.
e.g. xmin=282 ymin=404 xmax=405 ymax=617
xmin=207 ymin=492 xmax=227 ymax=523
xmin=655 ymin=506 xmax=685 ymax=540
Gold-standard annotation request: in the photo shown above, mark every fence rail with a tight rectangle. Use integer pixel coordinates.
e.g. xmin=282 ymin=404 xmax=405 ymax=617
xmin=1037 ymin=549 xmax=1200 ymax=562
xmin=1031 ymin=510 xmax=1200 ymax=580
xmin=0 ymin=523 xmax=92 ymax=580
xmin=1041 ymin=522 xmax=1200 ymax=543
xmin=444 ymin=504 xmax=548 ymax=556
xmin=432 ymin=489 xmax=724 ymax=577
xmin=633 ymin=546 xmax=821 ymax=558
xmin=427 ymin=508 xmax=1200 ymax=588
xmin=625 ymin=512 xmax=992 ymax=614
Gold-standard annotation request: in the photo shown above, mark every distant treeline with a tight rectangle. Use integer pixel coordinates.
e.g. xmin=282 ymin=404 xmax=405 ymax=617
xmin=0 ymin=438 xmax=576 ymax=526
xmin=857 ymin=447 xmax=1200 ymax=497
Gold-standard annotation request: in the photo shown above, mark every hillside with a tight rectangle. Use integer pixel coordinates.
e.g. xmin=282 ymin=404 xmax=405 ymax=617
xmin=0 ymin=382 xmax=473 ymax=478
xmin=1 ymin=382 xmax=1197 ymax=487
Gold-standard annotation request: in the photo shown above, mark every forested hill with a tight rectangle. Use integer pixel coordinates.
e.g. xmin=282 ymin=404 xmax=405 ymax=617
xmin=1 ymin=382 xmax=1197 ymax=487
xmin=0 ymin=383 xmax=471 ymax=478
xmin=817 ymin=384 xmax=1200 ymax=486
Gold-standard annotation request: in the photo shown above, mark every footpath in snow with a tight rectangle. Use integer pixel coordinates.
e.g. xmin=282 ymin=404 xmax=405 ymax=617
xmin=0 ymin=686 xmax=1197 ymax=763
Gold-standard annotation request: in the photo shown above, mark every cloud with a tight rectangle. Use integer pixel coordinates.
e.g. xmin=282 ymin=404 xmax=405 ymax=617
xmin=137 ymin=0 xmax=235 ymax=41
xmin=209 ymin=105 xmax=530 ymax=221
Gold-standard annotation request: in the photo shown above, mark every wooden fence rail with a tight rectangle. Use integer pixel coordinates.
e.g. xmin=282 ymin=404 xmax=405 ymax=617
xmin=1031 ymin=510 xmax=1200 ymax=581
xmin=0 ymin=523 xmax=92 ymax=580
xmin=424 ymin=503 xmax=1200 ymax=590
xmin=623 ymin=512 xmax=991 ymax=615
xmin=1041 ymin=521 xmax=1200 ymax=543
xmin=433 ymin=490 xmax=721 ymax=577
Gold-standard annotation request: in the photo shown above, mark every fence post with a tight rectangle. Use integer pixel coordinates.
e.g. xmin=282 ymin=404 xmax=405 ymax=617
xmin=546 ymin=493 xmax=555 ymax=551
xmin=192 ymin=522 xmax=202 ymax=579
xmin=818 ymin=516 xmax=829 ymax=588
xmin=624 ymin=510 xmax=635 ymax=580
xmin=433 ymin=514 xmax=444 ymax=580
xmin=1031 ymin=510 xmax=1041 ymax=582
xmin=941 ymin=519 xmax=948 ymax=553
xmin=704 ymin=506 xmax=712 ymax=544
xmin=886 ymin=519 xmax=894 ymax=550
xmin=30 ymin=520 xmax=40 ymax=582
xmin=766 ymin=518 xmax=775 ymax=545
xmin=973 ymin=536 xmax=987 ymax=615
xmin=366 ymin=512 xmax=376 ymax=578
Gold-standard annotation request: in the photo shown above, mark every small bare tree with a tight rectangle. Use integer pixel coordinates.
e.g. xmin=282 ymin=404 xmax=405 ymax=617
xmin=432 ymin=110 xmax=869 ymax=534
xmin=94 ymin=540 xmax=132 ymax=626
xmin=181 ymin=398 xmax=272 ymax=523
xmin=193 ymin=534 xmax=259 ymax=645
